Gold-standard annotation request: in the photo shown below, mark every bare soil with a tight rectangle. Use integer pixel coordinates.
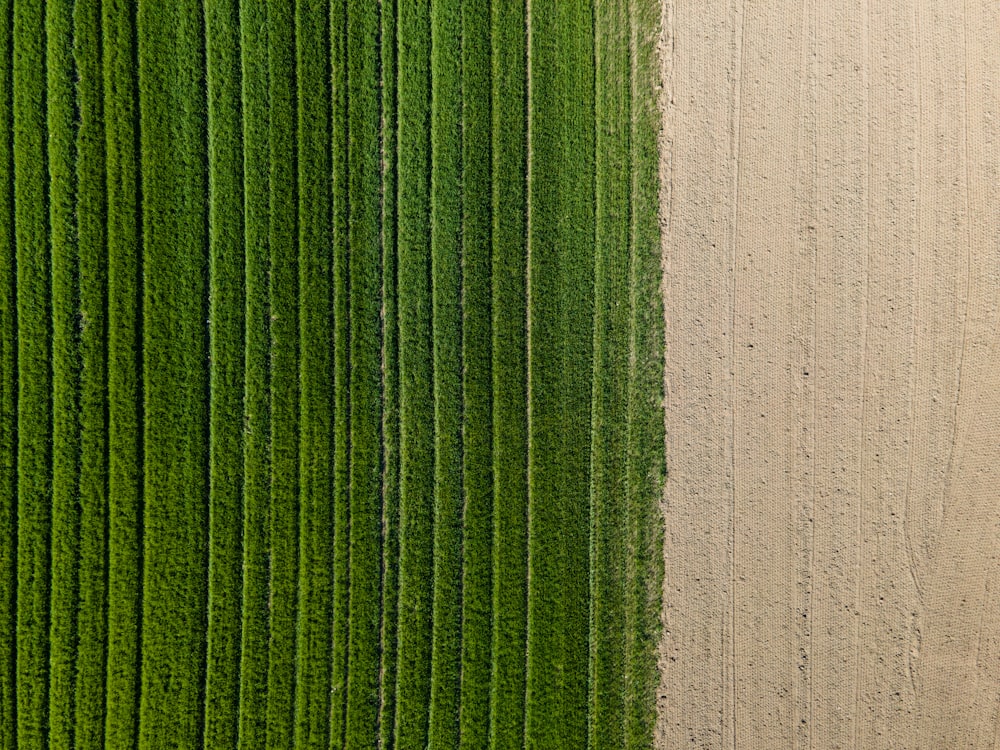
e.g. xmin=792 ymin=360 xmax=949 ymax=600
xmin=659 ymin=1 xmax=1000 ymax=746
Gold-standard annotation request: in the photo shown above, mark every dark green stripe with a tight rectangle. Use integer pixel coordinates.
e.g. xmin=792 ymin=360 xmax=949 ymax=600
xmin=137 ymin=0 xmax=210 ymax=742
xmin=526 ymin=0 xmax=596 ymax=746
xmin=590 ymin=0 xmax=630 ymax=745
xmin=0 ymin=0 xmax=16 ymax=744
xmin=329 ymin=0 xmax=349 ymax=744
xmin=458 ymin=0 xmax=492 ymax=745
xmin=204 ymin=0 xmax=246 ymax=745
xmin=345 ymin=0 xmax=383 ymax=744
xmin=525 ymin=0 xmax=564 ymax=741
xmin=487 ymin=1 xmax=528 ymax=747
xmin=394 ymin=0 xmax=433 ymax=744
xmin=293 ymin=0 xmax=333 ymax=744
xmin=103 ymin=0 xmax=143 ymax=743
xmin=264 ymin=0 xmax=299 ymax=746
xmin=73 ymin=0 xmax=109 ymax=745
xmin=554 ymin=6 xmax=595 ymax=745
xmin=377 ymin=0 xmax=400 ymax=744
xmin=14 ymin=0 xmax=52 ymax=744
xmin=237 ymin=0 xmax=270 ymax=747
xmin=428 ymin=0 xmax=463 ymax=745
xmin=47 ymin=2 xmax=81 ymax=745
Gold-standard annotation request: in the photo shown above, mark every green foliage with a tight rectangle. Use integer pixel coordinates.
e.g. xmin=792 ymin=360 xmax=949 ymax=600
xmin=488 ymin=2 xmax=529 ymax=747
xmin=237 ymin=1 xmax=271 ymax=747
xmin=330 ymin=2 xmax=349 ymax=745
xmin=73 ymin=1 xmax=109 ymax=746
xmin=136 ymin=0 xmax=210 ymax=743
xmin=626 ymin=1 xmax=667 ymax=745
xmin=205 ymin=0 xmax=246 ymax=745
xmin=264 ymin=1 xmax=300 ymax=746
xmin=394 ymin=0 xmax=435 ymax=745
xmin=590 ymin=0 xmax=632 ymax=745
xmin=0 ymin=2 xmax=665 ymax=747
xmin=293 ymin=1 xmax=334 ymax=747
xmin=378 ymin=1 xmax=401 ymax=747
xmin=0 ymin=1 xmax=16 ymax=745
xmin=47 ymin=3 xmax=82 ymax=744
xmin=103 ymin=0 xmax=144 ymax=744
xmin=459 ymin=0 xmax=494 ymax=745
xmin=525 ymin=1 xmax=596 ymax=747
xmin=345 ymin=0 xmax=385 ymax=744
xmin=428 ymin=0 xmax=464 ymax=746
xmin=14 ymin=0 xmax=52 ymax=744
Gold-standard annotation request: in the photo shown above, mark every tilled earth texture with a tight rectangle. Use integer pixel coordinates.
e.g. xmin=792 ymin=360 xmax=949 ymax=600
xmin=660 ymin=1 xmax=1000 ymax=747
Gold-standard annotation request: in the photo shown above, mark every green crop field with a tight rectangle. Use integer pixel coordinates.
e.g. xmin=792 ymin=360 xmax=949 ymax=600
xmin=0 ymin=0 xmax=663 ymax=747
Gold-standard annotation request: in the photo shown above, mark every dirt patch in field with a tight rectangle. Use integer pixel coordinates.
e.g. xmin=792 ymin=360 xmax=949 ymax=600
xmin=659 ymin=1 xmax=1000 ymax=746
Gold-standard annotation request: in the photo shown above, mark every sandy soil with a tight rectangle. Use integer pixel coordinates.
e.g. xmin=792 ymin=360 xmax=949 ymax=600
xmin=658 ymin=1 xmax=1000 ymax=747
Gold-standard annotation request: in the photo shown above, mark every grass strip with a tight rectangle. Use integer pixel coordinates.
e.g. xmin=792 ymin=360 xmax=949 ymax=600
xmin=237 ymin=0 xmax=270 ymax=746
xmin=624 ymin=1 xmax=665 ymax=745
xmin=458 ymin=0 xmax=492 ymax=745
xmin=526 ymin=0 xmax=596 ymax=745
xmin=589 ymin=0 xmax=630 ymax=745
xmin=47 ymin=1 xmax=81 ymax=744
xmin=0 ymin=0 xmax=16 ymax=744
xmin=555 ymin=3 xmax=595 ymax=745
xmin=428 ymin=0 xmax=464 ymax=745
xmin=525 ymin=0 xmax=564 ymax=742
xmin=345 ymin=0 xmax=383 ymax=744
xmin=204 ymin=0 xmax=246 ymax=745
xmin=73 ymin=0 xmax=109 ymax=745
xmin=13 ymin=0 xmax=52 ymax=743
xmin=293 ymin=0 xmax=333 ymax=744
xmin=329 ymin=0 xmax=349 ymax=744
xmin=136 ymin=0 xmax=210 ymax=743
xmin=103 ymin=0 xmax=144 ymax=743
xmin=393 ymin=0 xmax=434 ymax=744
xmin=488 ymin=1 xmax=528 ymax=746
xmin=377 ymin=0 xmax=400 ymax=744
xmin=264 ymin=0 xmax=299 ymax=745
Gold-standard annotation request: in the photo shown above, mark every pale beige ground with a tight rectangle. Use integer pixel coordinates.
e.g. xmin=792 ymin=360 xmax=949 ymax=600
xmin=658 ymin=1 xmax=1000 ymax=747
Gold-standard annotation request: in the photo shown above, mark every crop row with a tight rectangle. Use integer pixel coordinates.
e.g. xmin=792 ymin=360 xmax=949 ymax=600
xmin=0 ymin=0 xmax=663 ymax=748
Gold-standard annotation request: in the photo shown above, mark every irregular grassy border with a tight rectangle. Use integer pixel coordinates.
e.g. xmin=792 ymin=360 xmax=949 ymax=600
xmin=630 ymin=0 xmax=667 ymax=745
